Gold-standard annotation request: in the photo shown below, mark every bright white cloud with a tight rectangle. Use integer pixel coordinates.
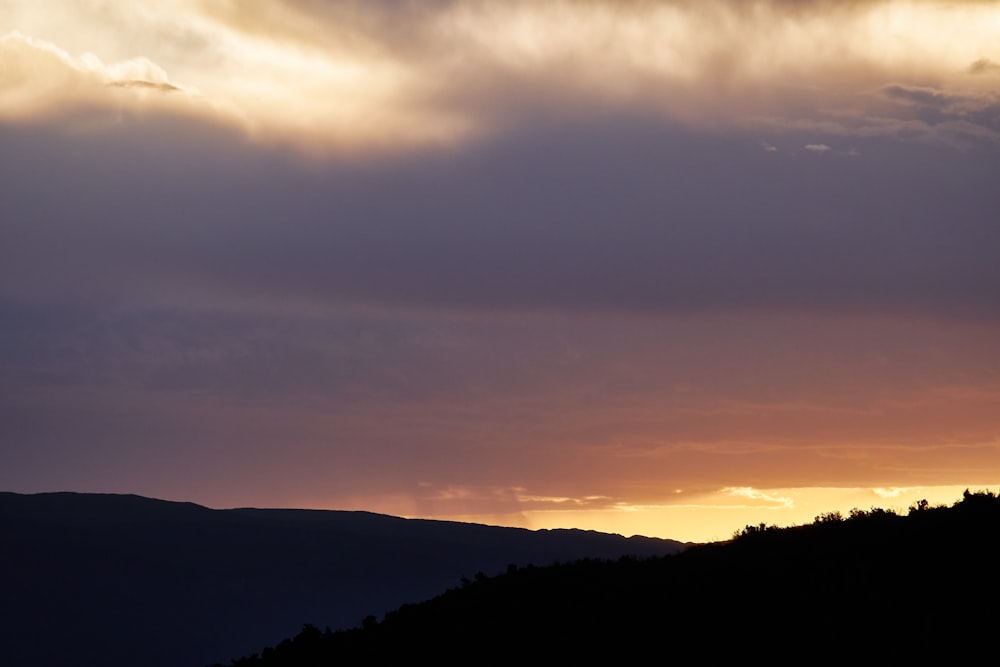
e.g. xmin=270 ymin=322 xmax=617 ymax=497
xmin=3 ymin=1 xmax=1000 ymax=152
xmin=872 ymin=486 xmax=917 ymax=499
xmin=0 ymin=31 xmax=218 ymax=126
xmin=722 ymin=487 xmax=795 ymax=509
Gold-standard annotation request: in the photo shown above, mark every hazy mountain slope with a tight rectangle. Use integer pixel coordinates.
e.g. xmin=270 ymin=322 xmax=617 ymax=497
xmin=0 ymin=492 xmax=684 ymax=667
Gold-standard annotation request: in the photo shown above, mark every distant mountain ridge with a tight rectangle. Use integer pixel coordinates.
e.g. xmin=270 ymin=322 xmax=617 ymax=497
xmin=0 ymin=491 xmax=685 ymax=667
xmin=217 ymin=490 xmax=1000 ymax=664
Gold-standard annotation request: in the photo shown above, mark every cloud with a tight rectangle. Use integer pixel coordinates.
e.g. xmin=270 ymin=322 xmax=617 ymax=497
xmin=108 ymin=80 xmax=181 ymax=92
xmin=872 ymin=487 xmax=918 ymax=499
xmin=721 ymin=487 xmax=794 ymax=509
xmin=4 ymin=1 xmax=1000 ymax=151
xmin=3 ymin=2 xmax=1000 ymax=534
xmin=0 ymin=31 xmax=218 ymax=128
xmin=3 ymin=106 xmax=999 ymax=323
xmin=969 ymin=58 xmax=1000 ymax=74
xmin=878 ymin=83 xmax=1000 ymax=143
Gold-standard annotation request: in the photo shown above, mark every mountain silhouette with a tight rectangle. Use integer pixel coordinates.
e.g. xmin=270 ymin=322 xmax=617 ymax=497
xmin=216 ymin=490 xmax=1000 ymax=664
xmin=0 ymin=491 xmax=684 ymax=666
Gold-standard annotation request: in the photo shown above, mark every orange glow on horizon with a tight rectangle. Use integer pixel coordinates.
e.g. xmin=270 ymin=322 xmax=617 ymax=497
xmin=291 ymin=485 xmax=999 ymax=544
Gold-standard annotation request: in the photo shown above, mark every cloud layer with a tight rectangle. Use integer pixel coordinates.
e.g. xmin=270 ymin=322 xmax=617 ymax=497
xmin=2 ymin=1 xmax=1000 ymax=539
xmin=4 ymin=1 xmax=1000 ymax=150
xmin=3 ymin=111 xmax=998 ymax=320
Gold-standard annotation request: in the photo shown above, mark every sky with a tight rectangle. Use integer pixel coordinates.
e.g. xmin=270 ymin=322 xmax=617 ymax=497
xmin=2 ymin=0 xmax=999 ymax=542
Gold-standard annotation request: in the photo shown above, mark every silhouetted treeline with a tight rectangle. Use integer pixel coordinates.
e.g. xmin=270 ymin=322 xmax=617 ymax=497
xmin=216 ymin=490 xmax=1000 ymax=664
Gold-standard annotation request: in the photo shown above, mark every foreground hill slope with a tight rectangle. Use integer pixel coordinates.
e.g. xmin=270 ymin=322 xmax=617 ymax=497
xmin=220 ymin=490 xmax=1000 ymax=664
xmin=0 ymin=492 xmax=683 ymax=667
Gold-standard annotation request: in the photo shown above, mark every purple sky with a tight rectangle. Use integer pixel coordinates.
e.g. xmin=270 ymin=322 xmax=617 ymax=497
xmin=2 ymin=0 xmax=1000 ymax=540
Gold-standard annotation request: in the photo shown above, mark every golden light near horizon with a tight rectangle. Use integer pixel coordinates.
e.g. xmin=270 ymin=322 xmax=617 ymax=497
xmin=377 ymin=485 xmax=1000 ymax=544
xmin=4 ymin=1 xmax=999 ymax=153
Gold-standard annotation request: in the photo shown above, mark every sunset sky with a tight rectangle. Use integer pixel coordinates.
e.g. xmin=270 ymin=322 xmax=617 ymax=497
xmin=2 ymin=0 xmax=999 ymax=542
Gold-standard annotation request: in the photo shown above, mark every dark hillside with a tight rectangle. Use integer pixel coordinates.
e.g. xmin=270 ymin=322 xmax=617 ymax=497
xmin=218 ymin=490 xmax=1000 ymax=664
xmin=0 ymin=492 xmax=683 ymax=667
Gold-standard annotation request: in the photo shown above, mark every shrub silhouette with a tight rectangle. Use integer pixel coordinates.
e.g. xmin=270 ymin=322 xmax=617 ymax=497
xmin=214 ymin=489 xmax=1000 ymax=665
